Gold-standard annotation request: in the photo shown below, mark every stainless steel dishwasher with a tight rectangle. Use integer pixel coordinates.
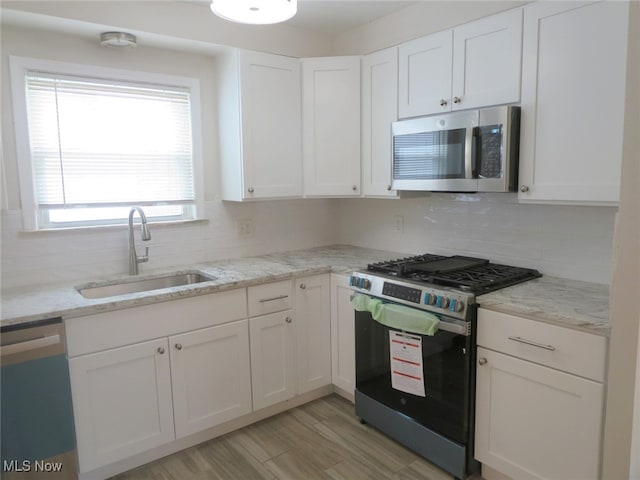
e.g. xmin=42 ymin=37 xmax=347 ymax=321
xmin=1 ymin=318 xmax=77 ymax=479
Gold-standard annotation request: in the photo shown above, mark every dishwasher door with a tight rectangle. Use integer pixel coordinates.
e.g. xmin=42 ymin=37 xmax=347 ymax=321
xmin=1 ymin=318 xmax=77 ymax=479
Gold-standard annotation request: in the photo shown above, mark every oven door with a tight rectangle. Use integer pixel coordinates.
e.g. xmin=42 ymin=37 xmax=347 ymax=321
xmin=355 ymin=307 xmax=473 ymax=445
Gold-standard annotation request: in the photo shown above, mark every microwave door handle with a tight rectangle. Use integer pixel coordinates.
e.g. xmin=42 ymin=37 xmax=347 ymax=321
xmin=464 ymin=126 xmax=475 ymax=180
xmin=471 ymin=127 xmax=479 ymax=178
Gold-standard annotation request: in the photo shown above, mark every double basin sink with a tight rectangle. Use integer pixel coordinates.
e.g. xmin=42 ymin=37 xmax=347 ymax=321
xmin=77 ymin=272 xmax=216 ymax=299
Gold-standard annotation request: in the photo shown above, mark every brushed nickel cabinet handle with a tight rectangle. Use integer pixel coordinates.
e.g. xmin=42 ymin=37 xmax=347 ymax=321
xmin=157 ymin=346 xmax=165 ymax=355
xmin=520 ymin=185 xmax=530 ymax=193
xmin=453 ymin=96 xmax=461 ymax=104
xmin=478 ymin=358 xmax=487 ymax=365
xmin=508 ymin=336 xmax=556 ymax=351
xmin=259 ymin=295 xmax=289 ymax=303
xmin=248 ymin=187 xmax=254 ymax=193
xmin=175 ymin=343 xmax=183 ymax=351
xmin=299 ymin=283 xmax=306 ymax=290
xmin=285 ymin=316 xmax=292 ymax=324
xmin=440 ymin=99 xmax=447 ymax=107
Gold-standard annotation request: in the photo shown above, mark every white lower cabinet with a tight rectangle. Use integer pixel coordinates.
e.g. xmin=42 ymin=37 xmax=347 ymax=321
xmin=295 ymin=275 xmax=331 ymax=394
xmin=170 ymin=322 xmax=252 ymax=438
xmin=66 ymin=290 xmax=250 ymax=473
xmin=248 ymin=275 xmax=331 ymax=410
xmin=330 ymin=274 xmax=355 ymax=397
xmin=249 ymin=309 xmax=296 ymax=410
xmin=475 ymin=309 xmax=607 ymax=480
xmin=69 ymin=338 xmax=175 ymax=473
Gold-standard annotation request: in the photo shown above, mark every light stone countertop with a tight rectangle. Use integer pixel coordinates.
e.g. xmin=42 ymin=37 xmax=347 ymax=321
xmin=477 ymin=276 xmax=610 ymax=336
xmin=1 ymin=244 xmax=610 ymax=336
xmin=0 ymin=245 xmax=405 ymax=327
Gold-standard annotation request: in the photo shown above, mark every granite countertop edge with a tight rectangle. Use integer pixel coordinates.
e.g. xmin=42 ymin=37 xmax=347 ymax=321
xmin=1 ymin=245 xmax=611 ymax=336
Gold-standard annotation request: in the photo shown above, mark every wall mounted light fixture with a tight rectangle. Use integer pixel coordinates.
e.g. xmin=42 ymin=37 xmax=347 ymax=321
xmin=210 ymin=0 xmax=297 ymax=25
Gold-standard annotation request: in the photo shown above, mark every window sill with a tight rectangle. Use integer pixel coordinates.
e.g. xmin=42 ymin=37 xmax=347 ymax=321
xmin=19 ymin=218 xmax=209 ymax=235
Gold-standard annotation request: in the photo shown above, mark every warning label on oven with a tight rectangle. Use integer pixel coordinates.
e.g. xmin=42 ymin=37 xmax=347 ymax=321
xmin=389 ymin=331 xmax=425 ymax=397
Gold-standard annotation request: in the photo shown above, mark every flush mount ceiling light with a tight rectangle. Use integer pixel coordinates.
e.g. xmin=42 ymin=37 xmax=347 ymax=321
xmin=210 ymin=0 xmax=297 ymax=25
xmin=100 ymin=32 xmax=137 ymax=48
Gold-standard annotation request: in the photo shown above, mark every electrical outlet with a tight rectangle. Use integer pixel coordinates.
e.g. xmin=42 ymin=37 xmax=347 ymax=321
xmin=394 ymin=214 xmax=404 ymax=233
xmin=237 ymin=219 xmax=254 ymax=239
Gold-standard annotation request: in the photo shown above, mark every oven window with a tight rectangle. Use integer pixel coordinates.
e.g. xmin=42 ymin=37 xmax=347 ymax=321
xmin=355 ymin=310 xmax=472 ymax=444
xmin=393 ymin=128 xmax=466 ymax=180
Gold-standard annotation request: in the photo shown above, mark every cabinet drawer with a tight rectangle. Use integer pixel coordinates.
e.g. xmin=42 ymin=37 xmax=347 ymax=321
xmin=248 ymin=280 xmax=293 ymax=317
xmin=477 ymin=309 xmax=607 ymax=382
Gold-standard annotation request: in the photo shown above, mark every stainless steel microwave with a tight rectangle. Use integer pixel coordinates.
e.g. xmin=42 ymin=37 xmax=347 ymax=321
xmin=391 ymin=106 xmax=520 ymax=192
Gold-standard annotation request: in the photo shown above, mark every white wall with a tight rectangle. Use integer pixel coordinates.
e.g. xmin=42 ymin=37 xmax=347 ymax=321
xmin=0 ymin=24 xmax=338 ymax=290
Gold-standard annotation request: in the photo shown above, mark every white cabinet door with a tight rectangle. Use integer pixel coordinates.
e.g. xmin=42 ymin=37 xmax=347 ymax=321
xmin=362 ymin=47 xmax=398 ymax=198
xmin=451 ymin=8 xmax=522 ymax=111
xmin=295 ymin=274 xmax=332 ymax=394
xmin=302 ymin=56 xmax=361 ymax=196
xmin=69 ymin=338 xmax=175 ymax=473
xmin=219 ymin=49 xmax=302 ymax=201
xmin=330 ymin=274 xmax=355 ymax=397
xmin=170 ymin=321 xmax=252 ymax=439
xmin=398 ymin=9 xmax=522 ymax=119
xmin=475 ymin=347 xmax=605 ymax=480
xmin=398 ymin=30 xmax=453 ymax=118
xmin=249 ymin=310 xmax=296 ymax=410
xmin=518 ymin=1 xmax=629 ymax=204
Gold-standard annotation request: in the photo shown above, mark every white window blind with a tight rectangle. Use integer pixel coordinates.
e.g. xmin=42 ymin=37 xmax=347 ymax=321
xmin=25 ymin=72 xmax=195 ymax=210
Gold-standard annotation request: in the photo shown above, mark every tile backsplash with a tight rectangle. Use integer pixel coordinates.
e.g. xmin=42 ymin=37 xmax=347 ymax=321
xmin=1 ymin=194 xmax=616 ymax=290
xmin=1 ymin=199 xmax=337 ymax=290
xmin=336 ymin=193 xmax=616 ymax=285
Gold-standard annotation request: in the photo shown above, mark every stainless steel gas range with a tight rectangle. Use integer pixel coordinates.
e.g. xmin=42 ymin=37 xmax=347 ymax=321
xmin=350 ymin=254 xmax=541 ymax=480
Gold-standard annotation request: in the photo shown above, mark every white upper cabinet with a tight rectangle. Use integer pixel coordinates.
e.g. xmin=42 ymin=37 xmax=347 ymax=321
xmin=218 ymin=49 xmax=302 ymax=201
xmin=302 ymin=56 xmax=362 ymax=197
xmin=398 ymin=30 xmax=453 ymax=118
xmin=399 ymin=8 xmax=522 ymax=118
xmin=518 ymin=1 xmax=629 ymax=205
xmin=451 ymin=8 xmax=522 ymax=111
xmin=361 ymin=47 xmax=398 ymax=198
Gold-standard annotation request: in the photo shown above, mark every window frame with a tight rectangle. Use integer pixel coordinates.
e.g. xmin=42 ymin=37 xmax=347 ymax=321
xmin=9 ymin=56 xmax=205 ymax=231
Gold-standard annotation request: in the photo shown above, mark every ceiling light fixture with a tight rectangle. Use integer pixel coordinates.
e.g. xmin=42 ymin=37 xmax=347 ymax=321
xmin=100 ymin=32 xmax=137 ymax=48
xmin=210 ymin=0 xmax=297 ymax=25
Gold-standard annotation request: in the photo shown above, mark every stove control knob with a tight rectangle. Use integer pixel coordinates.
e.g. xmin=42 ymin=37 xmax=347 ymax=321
xmin=449 ymin=299 xmax=464 ymax=312
xmin=349 ymin=275 xmax=359 ymax=287
xmin=424 ymin=293 xmax=436 ymax=305
xmin=436 ymin=296 xmax=449 ymax=308
xmin=361 ymin=279 xmax=371 ymax=290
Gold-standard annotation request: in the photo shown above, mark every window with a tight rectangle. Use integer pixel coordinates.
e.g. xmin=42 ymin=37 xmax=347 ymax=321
xmin=10 ymin=57 xmax=203 ymax=230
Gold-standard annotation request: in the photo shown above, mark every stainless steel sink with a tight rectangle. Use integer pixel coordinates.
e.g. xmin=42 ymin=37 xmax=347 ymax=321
xmin=77 ymin=272 xmax=216 ymax=299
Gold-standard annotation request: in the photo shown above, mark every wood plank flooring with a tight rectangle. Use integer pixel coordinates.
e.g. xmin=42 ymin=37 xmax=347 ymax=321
xmin=110 ymin=394 xmax=462 ymax=480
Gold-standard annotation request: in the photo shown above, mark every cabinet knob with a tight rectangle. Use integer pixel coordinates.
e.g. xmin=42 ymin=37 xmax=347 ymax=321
xmin=157 ymin=346 xmax=165 ymax=355
xmin=478 ymin=357 xmax=487 ymax=366
xmin=285 ymin=316 xmax=292 ymax=324
xmin=439 ymin=99 xmax=448 ymax=107
xmin=387 ymin=185 xmax=392 ymax=191
xmin=299 ymin=283 xmax=306 ymax=290
xmin=352 ymin=185 xmax=357 ymax=191
xmin=520 ymin=185 xmax=530 ymax=193
xmin=248 ymin=187 xmax=254 ymax=194
xmin=453 ymin=96 xmax=461 ymax=104
xmin=175 ymin=343 xmax=183 ymax=351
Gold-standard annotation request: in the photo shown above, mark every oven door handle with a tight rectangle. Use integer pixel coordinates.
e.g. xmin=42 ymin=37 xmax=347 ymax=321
xmin=437 ymin=320 xmax=470 ymax=336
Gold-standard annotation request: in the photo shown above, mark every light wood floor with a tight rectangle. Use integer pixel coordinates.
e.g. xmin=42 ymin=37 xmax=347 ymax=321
xmin=110 ymin=394 xmax=461 ymax=480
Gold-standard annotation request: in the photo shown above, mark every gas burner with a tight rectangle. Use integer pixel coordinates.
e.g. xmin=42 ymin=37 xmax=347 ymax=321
xmin=368 ymin=253 xmax=541 ymax=295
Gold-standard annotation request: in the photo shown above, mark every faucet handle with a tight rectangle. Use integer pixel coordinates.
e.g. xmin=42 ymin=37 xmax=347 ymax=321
xmin=140 ymin=246 xmax=150 ymax=263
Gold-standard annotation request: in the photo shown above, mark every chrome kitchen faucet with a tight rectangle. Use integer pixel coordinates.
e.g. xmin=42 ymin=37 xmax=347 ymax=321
xmin=128 ymin=207 xmax=151 ymax=275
